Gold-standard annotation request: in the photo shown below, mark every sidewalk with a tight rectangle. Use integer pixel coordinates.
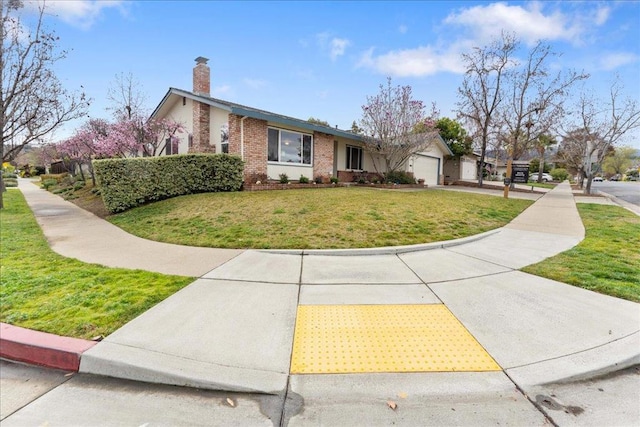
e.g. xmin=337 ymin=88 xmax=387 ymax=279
xmin=5 ymin=180 xmax=640 ymax=426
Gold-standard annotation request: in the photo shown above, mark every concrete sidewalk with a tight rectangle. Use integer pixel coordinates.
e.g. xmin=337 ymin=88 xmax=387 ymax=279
xmin=18 ymin=180 xmax=243 ymax=276
xmin=7 ymin=180 xmax=640 ymax=426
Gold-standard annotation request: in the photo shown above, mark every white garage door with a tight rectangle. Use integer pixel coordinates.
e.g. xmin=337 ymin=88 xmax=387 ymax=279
xmin=413 ymin=155 xmax=440 ymax=187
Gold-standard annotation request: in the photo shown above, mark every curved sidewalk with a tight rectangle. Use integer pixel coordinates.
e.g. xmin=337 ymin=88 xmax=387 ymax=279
xmin=7 ymin=180 xmax=640 ymax=424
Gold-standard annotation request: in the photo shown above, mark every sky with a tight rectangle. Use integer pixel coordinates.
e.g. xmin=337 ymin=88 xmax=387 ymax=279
xmin=17 ymin=0 xmax=640 ymax=148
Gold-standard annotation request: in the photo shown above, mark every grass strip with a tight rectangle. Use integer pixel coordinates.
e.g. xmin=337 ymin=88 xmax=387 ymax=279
xmin=522 ymin=204 xmax=640 ymax=302
xmin=108 ymin=188 xmax=533 ymax=249
xmin=0 ymin=190 xmax=194 ymax=339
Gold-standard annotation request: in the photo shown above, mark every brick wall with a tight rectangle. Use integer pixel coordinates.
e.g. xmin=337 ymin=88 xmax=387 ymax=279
xmin=313 ymin=132 xmax=334 ymax=182
xmin=229 ymin=114 xmax=267 ymax=181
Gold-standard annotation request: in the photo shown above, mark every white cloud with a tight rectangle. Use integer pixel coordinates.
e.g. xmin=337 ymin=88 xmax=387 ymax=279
xmin=243 ymin=78 xmax=267 ymax=89
xmin=398 ymin=24 xmax=408 ymax=34
xmin=594 ymin=6 xmax=610 ymax=26
xmin=39 ymin=0 xmax=127 ymax=30
xmin=598 ymin=52 xmax=639 ymax=71
xmin=316 ymin=32 xmax=351 ymax=61
xmin=330 ymin=37 xmax=350 ymax=61
xmin=357 ymin=2 xmax=618 ymax=78
xmin=443 ymin=2 xmax=582 ymax=45
xmin=357 ymin=45 xmax=465 ymax=77
xmin=212 ymin=85 xmax=232 ymax=97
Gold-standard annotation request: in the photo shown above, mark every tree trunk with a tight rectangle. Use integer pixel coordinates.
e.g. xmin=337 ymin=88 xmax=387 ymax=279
xmin=0 ymin=174 xmax=5 ymax=209
xmin=585 ymin=176 xmax=593 ymax=194
xmin=537 ymin=156 xmax=545 ymax=183
xmin=478 ymin=146 xmax=486 ymax=188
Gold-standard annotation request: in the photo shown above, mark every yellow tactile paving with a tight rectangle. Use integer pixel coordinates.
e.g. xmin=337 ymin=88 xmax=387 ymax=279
xmin=290 ymin=304 xmax=500 ymax=374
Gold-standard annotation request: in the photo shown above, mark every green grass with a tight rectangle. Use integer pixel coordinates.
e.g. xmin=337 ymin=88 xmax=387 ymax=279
xmin=0 ymin=190 xmax=194 ymax=339
xmin=523 ymin=204 xmax=640 ymax=302
xmin=108 ymin=188 xmax=533 ymax=249
xmin=526 ymin=182 xmax=556 ymax=189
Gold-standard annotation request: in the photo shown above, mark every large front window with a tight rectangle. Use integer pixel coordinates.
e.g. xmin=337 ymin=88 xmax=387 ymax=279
xmin=268 ymin=128 xmax=312 ymax=164
xmin=346 ymin=145 xmax=363 ymax=170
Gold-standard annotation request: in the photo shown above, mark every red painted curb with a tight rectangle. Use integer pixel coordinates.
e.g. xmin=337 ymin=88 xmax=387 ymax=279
xmin=0 ymin=323 xmax=97 ymax=371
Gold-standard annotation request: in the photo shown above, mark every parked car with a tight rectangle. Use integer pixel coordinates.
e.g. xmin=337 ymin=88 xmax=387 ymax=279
xmin=593 ymin=176 xmax=604 ymax=182
xmin=610 ymin=174 xmax=621 ymax=181
xmin=529 ymin=173 xmax=553 ymax=182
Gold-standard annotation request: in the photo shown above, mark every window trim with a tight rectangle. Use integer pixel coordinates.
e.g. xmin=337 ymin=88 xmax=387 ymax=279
xmin=267 ymin=127 xmax=313 ymax=166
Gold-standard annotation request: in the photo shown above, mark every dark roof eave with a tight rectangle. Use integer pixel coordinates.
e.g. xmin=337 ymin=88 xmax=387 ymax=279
xmin=229 ymin=105 xmax=362 ymax=141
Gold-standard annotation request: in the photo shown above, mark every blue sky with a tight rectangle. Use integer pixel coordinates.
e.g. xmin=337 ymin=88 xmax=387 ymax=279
xmin=23 ymin=1 xmax=640 ymax=148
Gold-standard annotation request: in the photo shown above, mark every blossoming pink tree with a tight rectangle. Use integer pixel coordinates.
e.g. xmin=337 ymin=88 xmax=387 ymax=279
xmin=359 ymin=78 xmax=436 ymax=175
xmin=55 ymin=116 xmax=184 ymax=184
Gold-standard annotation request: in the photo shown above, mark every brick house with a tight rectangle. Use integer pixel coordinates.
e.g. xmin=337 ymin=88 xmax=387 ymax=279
xmin=149 ymin=57 xmax=452 ymax=186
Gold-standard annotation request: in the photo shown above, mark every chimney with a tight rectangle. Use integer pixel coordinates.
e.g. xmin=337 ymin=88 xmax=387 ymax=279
xmin=191 ymin=57 xmax=212 ymax=153
xmin=193 ymin=56 xmax=210 ymax=96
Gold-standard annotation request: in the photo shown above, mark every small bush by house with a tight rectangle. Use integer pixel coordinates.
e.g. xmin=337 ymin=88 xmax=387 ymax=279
xmin=384 ymin=170 xmax=416 ymax=184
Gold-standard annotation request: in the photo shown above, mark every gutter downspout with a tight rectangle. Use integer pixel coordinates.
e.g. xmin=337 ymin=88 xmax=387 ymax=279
xmin=240 ymin=116 xmax=247 ymax=161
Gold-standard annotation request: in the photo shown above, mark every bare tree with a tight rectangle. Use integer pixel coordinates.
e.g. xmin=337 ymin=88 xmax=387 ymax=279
xmin=496 ymin=41 xmax=587 ymax=168
xmin=563 ymin=78 xmax=640 ymax=194
xmin=359 ymin=77 xmax=434 ymax=174
xmin=1 ymin=0 xmax=89 ymax=207
xmin=457 ymin=31 xmax=516 ymax=187
xmin=106 ymin=72 xmax=147 ymax=121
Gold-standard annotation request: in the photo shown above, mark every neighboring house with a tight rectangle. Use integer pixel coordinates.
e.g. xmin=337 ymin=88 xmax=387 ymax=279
xmin=149 ymin=57 xmax=452 ymax=186
xmin=443 ymin=154 xmax=479 ymax=183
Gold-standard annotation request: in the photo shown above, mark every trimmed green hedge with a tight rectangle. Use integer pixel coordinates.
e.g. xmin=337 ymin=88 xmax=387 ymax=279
xmin=94 ymin=154 xmax=244 ymax=213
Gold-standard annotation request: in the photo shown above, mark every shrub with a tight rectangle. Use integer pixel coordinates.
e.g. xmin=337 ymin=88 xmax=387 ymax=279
xmin=298 ymin=175 xmax=310 ymax=184
xmin=3 ymin=178 xmax=18 ymax=187
xmin=384 ymin=170 xmax=416 ymax=184
xmin=94 ymin=154 xmax=244 ymax=213
xmin=314 ymin=176 xmax=324 ymax=184
xmin=42 ymin=179 xmax=58 ymax=190
xmin=330 ymin=177 xmax=339 ymax=184
xmin=40 ymin=173 xmax=69 ymax=184
xmin=2 ymin=172 xmax=18 ymax=179
xmin=73 ymin=181 xmax=85 ymax=191
xmin=279 ymin=173 xmax=289 ymax=184
xmin=550 ymin=168 xmax=569 ymax=182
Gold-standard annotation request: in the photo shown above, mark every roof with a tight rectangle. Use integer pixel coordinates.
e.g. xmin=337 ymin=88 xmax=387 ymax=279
xmin=404 ymin=132 xmax=454 ymax=156
xmin=149 ymin=88 xmax=454 ymax=156
xmin=150 ymin=87 xmax=363 ymax=141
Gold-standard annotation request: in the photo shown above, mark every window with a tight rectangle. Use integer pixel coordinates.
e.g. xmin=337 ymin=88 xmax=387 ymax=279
xmin=346 ymin=145 xmax=363 ymax=170
xmin=165 ymin=138 xmax=178 ymax=155
xmin=188 ymin=134 xmax=193 ymax=149
xmin=221 ymin=123 xmax=229 ymax=154
xmin=268 ymin=128 xmax=312 ymax=165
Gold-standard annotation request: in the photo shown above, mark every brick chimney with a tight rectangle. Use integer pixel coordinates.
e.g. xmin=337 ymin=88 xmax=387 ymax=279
xmin=193 ymin=56 xmax=210 ymax=95
xmin=192 ymin=57 xmax=213 ymax=152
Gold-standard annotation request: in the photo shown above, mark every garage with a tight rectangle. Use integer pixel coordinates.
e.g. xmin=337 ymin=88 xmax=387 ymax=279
xmin=412 ymin=155 xmax=441 ymax=187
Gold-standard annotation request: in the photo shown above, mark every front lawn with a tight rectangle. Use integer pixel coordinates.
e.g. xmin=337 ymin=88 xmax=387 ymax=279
xmin=0 ymin=190 xmax=194 ymax=339
xmin=523 ymin=204 xmax=640 ymax=302
xmin=108 ymin=188 xmax=533 ymax=249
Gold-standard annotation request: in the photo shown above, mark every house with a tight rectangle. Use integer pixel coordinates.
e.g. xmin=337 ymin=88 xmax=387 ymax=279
xmin=443 ymin=153 xmax=479 ymax=183
xmin=149 ymin=57 xmax=452 ymax=186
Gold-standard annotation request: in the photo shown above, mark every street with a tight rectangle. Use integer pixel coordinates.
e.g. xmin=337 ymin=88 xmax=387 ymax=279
xmin=590 ymin=181 xmax=640 ymax=206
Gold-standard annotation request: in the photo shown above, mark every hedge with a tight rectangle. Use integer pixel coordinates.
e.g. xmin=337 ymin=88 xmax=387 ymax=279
xmin=93 ymin=154 xmax=244 ymax=213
